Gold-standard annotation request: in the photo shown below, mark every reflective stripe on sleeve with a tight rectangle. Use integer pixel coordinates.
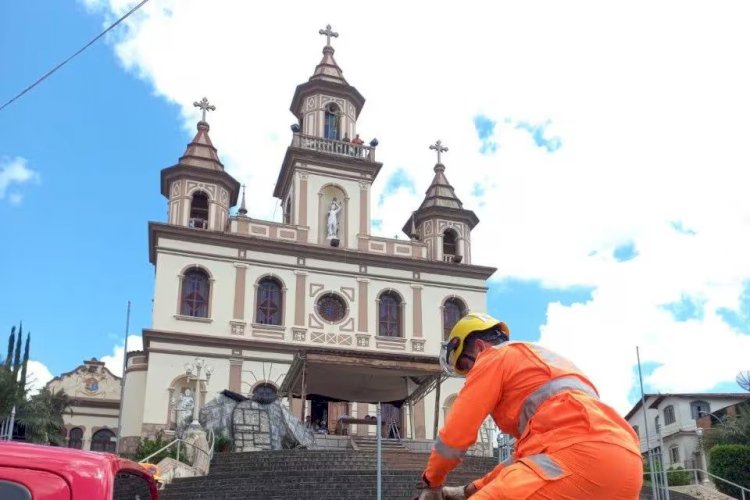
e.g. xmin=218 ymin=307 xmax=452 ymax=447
xmin=518 ymin=376 xmax=598 ymax=435
xmin=526 ymin=454 xmax=565 ymax=479
xmin=434 ymin=437 xmax=468 ymax=460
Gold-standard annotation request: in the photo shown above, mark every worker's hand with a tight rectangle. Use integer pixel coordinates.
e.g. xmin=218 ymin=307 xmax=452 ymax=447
xmin=412 ymin=487 xmax=445 ymax=500
xmin=442 ymin=485 xmax=467 ymax=500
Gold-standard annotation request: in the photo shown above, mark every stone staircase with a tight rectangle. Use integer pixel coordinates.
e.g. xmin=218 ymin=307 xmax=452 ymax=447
xmin=159 ymin=449 xmax=497 ymax=500
xmin=352 ymin=436 xmax=409 ymax=452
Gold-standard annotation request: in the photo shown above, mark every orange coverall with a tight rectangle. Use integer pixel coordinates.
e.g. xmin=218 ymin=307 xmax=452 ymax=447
xmin=423 ymin=342 xmax=643 ymax=499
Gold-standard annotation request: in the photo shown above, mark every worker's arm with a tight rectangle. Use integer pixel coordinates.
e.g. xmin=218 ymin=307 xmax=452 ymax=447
xmin=422 ymin=351 xmax=504 ymax=487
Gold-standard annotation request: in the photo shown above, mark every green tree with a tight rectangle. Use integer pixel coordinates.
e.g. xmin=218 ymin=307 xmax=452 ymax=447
xmin=704 ymin=406 xmax=750 ymax=450
xmin=0 ymin=358 xmax=22 ymax=417
xmin=11 ymin=323 xmax=22 ymax=379
xmin=5 ymin=326 xmax=15 ymax=369
xmin=19 ymin=333 xmax=30 ymax=390
xmin=16 ymin=388 xmax=71 ymax=445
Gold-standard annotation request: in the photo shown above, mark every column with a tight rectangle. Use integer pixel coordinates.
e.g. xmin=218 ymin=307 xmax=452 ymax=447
xmin=294 ymin=270 xmax=307 ymax=326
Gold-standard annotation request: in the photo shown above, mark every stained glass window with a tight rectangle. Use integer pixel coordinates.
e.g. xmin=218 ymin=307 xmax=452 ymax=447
xmin=257 ymin=278 xmax=282 ymax=325
xmin=181 ymin=268 xmax=209 ymax=317
xmin=378 ymin=292 xmax=401 ymax=337
xmin=317 ymin=293 xmax=347 ymax=323
xmin=443 ymin=298 xmax=466 ymax=339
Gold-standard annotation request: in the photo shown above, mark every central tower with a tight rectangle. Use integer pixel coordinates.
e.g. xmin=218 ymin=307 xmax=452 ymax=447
xmin=273 ymin=25 xmax=382 ymax=250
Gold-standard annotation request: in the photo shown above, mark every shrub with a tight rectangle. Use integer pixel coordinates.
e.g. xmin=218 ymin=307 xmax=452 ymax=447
xmin=133 ymin=432 xmax=179 ymax=463
xmin=213 ymin=434 xmax=232 ymax=453
xmin=667 ymin=466 xmax=690 ymax=486
xmin=709 ymin=444 xmax=750 ymax=498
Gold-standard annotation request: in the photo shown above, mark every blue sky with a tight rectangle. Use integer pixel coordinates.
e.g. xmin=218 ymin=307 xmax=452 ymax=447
xmin=0 ymin=1 xmax=180 ymax=378
xmin=3 ymin=1 xmax=750 ymax=413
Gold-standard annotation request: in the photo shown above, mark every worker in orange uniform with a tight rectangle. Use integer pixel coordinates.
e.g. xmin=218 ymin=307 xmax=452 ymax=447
xmin=416 ymin=312 xmax=643 ymax=499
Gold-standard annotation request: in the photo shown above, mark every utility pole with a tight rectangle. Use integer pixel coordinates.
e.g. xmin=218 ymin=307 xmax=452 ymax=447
xmin=116 ymin=301 xmax=131 ymax=453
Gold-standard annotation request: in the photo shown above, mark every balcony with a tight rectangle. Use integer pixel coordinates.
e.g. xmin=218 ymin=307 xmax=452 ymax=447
xmin=291 ymin=133 xmax=376 ymax=162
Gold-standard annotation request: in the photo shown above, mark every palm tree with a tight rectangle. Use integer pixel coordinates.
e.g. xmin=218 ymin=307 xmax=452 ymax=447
xmin=16 ymin=388 xmax=71 ymax=445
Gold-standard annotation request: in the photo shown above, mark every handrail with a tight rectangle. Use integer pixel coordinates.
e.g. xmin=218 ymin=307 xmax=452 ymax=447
xmin=138 ymin=428 xmax=215 ymax=465
xmin=291 ymin=133 xmax=376 ymax=162
xmin=645 ymin=468 xmax=750 ymax=500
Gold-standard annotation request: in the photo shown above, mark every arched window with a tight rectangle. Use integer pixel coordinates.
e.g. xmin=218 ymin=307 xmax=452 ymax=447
xmin=664 ymin=405 xmax=676 ymax=425
xmin=256 ymin=277 xmax=283 ymax=325
xmin=443 ymin=297 xmax=467 ymax=340
xmin=91 ymin=428 xmax=116 ymax=453
xmin=443 ymin=229 xmax=458 ymax=262
xmin=67 ymin=427 xmax=83 ymax=449
xmin=378 ymin=291 xmax=402 ymax=337
xmin=324 ymin=103 xmax=340 ymax=140
xmin=180 ymin=268 xmax=210 ymax=318
xmin=690 ymin=400 xmax=710 ymax=420
xmin=189 ymin=191 xmax=209 ymax=229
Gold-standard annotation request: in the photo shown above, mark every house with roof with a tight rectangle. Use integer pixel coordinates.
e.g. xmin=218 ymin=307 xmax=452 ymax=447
xmin=624 ymin=393 xmax=749 ymax=470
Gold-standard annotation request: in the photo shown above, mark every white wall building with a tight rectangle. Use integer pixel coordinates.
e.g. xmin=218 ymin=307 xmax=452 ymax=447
xmin=625 ymin=393 xmax=748 ymax=470
xmin=46 ymin=358 xmax=121 ymax=452
xmin=119 ymin=28 xmax=496 ymax=453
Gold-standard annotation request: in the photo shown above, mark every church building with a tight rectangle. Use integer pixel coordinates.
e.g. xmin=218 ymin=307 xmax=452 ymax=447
xmin=119 ymin=25 xmax=496 ymax=453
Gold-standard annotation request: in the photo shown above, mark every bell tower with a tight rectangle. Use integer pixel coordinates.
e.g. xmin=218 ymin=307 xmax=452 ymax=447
xmin=160 ymin=98 xmax=240 ymax=231
xmin=403 ymin=141 xmax=479 ymax=263
xmin=274 ymin=25 xmax=382 ymax=249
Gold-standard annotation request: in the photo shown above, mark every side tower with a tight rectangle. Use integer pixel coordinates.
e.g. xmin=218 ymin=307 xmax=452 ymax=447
xmin=404 ymin=141 xmax=479 ymax=264
xmin=273 ymin=25 xmax=382 ymax=249
xmin=161 ymin=98 xmax=240 ymax=231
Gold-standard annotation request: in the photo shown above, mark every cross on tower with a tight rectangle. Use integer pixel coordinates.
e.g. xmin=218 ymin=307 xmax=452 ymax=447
xmin=318 ymin=24 xmax=339 ymax=47
xmin=193 ymin=97 xmax=216 ymax=122
xmin=429 ymin=140 xmax=449 ymax=164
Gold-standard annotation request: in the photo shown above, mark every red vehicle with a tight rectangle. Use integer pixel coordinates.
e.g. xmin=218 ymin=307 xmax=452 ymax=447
xmin=0 ymin=441 xmax=158 ymax=499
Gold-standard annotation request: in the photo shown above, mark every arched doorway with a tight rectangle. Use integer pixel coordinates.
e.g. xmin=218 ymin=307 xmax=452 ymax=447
xmin=67 ymin=427 xmax=83 ymax=449
xmin=91 ymin=428 xmax=116 ymax=453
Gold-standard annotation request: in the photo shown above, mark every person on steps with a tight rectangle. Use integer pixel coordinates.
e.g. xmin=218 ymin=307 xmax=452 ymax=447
xmin=416 ymin=312 xmax=643 ymax=499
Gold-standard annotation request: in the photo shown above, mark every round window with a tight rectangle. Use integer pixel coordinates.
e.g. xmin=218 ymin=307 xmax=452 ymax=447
xmin=316 ymin=293 xmax=348 ymax=323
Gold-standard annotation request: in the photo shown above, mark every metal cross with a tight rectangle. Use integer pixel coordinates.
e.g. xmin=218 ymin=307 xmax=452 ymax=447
xmin=429 ymin=140 xmax=449 ymax=164
xmin=193 ymin=97 xmax=216 ymax=122
xmin=318 ymin=24 xmax=339 ymax=46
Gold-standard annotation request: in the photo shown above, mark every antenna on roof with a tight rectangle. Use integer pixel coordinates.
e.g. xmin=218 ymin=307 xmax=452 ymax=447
xmin=737 ymin=370 xmax=750 ymax=392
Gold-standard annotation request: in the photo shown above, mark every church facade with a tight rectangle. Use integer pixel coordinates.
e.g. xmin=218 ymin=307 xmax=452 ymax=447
xmin=120 ymin=26 xmax=495 ymax=453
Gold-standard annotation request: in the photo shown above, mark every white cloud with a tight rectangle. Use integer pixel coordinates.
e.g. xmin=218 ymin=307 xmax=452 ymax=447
xmin=0 ymin=157 xmax=40 ymax=204
xmin=84 ymin=0 xmax=750 ymax=413
xmin=26 ymin=360 xmax=54 ymax=396
xmin=101 ymin=335 xmax=143 ymax=377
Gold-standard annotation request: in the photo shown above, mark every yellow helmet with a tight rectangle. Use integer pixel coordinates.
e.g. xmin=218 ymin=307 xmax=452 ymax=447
xmin=439 ymin=312 xmax=510 ymax=376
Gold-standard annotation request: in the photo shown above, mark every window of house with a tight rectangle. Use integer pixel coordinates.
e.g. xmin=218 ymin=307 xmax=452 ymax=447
xmin=283 ymin=198 xmax=292 ymax=225
xmin=67 ymin=427 xmax=83 ymax=449
xmin=670 ymin=445 xmax=680 ymax=464
xmin=664 ymin=405 xmax=676 ymax=426
xmin=378 ymin=291 xmax=402 ymax=337
xmin=316 ymin=293 xmax=347 ymax=323
xmin=654 ymin=416 xmax=660 ymax=434
xmin=443 ymin=298 xmax=467 ymax=340
xmin=632 ymin=425 xmax=639 ymax=438
xmin=90 ymin=429 xmax=116 ymax=453
xmin=443 ymin=229 xmax=458 ymax=260
xmin=324 ymin=104 xmax=340 ymax=140
xmin=189 ymin=191 xmax=209 ymax=229
xmin=256 ymin=277 xmax=282 ymax=325
xmin=690 ymin=400 xmax=710 ymax=420
xmin=180 ymin=268 xmax=210 ymax=318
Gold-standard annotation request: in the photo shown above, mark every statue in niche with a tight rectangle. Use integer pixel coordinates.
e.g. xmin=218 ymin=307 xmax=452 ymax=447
xmin=175 ymin=388 xmax=195 ymax=437
xmin=326 ymin=198 xmax=343 ymax=240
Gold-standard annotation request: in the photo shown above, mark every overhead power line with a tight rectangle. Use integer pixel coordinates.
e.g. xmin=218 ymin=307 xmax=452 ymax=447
xmin=0 ymin=0 xmax=151 ymax=113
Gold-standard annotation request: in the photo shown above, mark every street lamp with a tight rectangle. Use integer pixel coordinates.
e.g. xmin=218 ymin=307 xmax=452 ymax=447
xmin=695 ymin=427 xmax=711 ymax=485
xmin=184 ymin=358 xmax=213 ymax=427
